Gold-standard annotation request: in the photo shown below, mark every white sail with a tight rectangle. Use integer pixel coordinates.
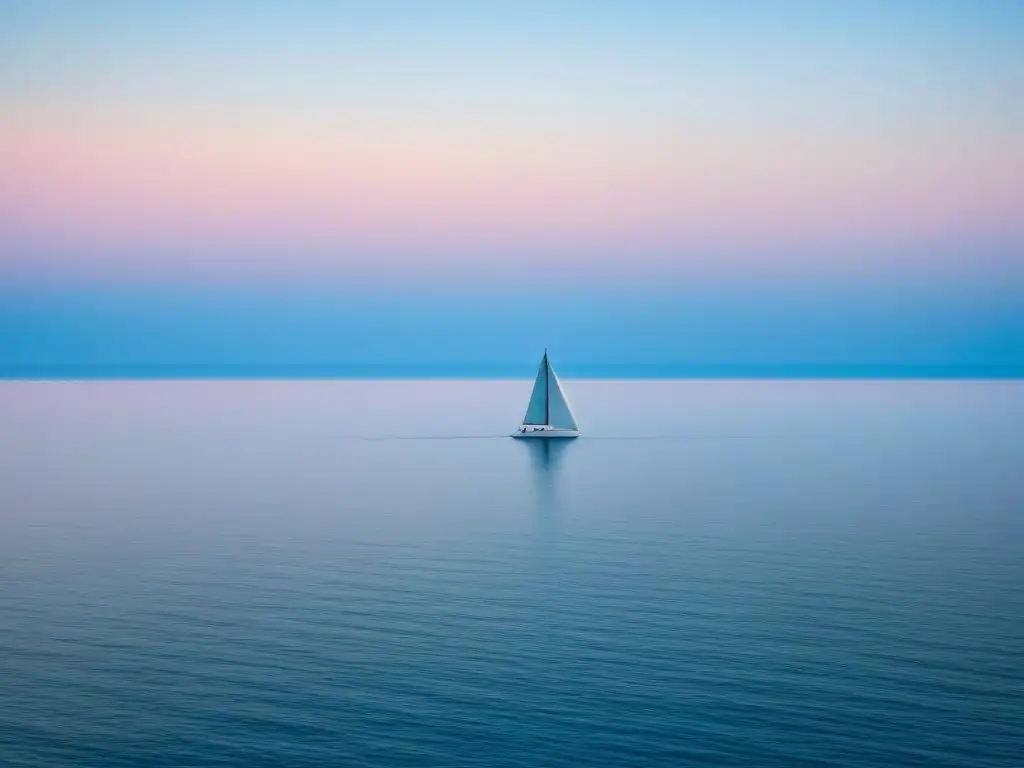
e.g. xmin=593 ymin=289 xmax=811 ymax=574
xmin=513 ymin=350 xmax=580 ymax=437
xmin=522 ymin=355 xmax=549 ymax=425
xmin=546 ymin=365 xmax=578 ymax=431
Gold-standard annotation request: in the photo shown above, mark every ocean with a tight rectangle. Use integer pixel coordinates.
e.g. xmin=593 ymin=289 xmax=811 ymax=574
xmin=1 ymin=379 xmax=1021 ymax=767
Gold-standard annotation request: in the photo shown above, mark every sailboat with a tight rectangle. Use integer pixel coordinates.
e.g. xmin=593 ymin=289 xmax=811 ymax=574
xmin=511 ymin=349 xmax=580 ymax=438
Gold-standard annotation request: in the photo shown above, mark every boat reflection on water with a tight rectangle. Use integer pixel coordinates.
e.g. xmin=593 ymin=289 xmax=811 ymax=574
xmin=519 ymin=436 xmax=574 ymax=528
xmin=524 ymin=435 xmax=572 ymax=477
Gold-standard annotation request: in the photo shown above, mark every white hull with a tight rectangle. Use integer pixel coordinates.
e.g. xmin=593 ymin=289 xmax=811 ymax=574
xmin=511 ymin=427 xmax=579 ymax=439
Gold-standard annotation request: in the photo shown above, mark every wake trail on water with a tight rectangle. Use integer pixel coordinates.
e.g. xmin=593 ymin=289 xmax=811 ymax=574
xmin=359 ymin=435 xmax=509 ymax=441
xmin=352 ymin=434 xmax=805 ymax=441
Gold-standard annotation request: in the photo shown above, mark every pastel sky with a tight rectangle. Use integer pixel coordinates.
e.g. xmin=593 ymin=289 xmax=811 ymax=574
xmin=1 ymin=1 xmax=1022 ymax=371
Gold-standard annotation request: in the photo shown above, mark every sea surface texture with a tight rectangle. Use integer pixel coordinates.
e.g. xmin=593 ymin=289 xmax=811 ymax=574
xmin=1 ymin=380 xmax=1021 ymax=767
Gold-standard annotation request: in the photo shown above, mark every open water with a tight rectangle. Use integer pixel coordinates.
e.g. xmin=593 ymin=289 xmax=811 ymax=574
xmin=1 ymin=379 xmax=1021 ymax=767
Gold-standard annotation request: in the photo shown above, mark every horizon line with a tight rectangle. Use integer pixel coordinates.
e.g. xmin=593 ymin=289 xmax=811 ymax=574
xmin=2 ymin=363 xmax=1021 ymax=381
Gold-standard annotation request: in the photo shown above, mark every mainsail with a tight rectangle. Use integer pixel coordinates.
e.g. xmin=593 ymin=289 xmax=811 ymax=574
xmin=522 ymin=355 xmax=549 ymax=425
xmin=521 ymin=350 xmax=578 ymax=430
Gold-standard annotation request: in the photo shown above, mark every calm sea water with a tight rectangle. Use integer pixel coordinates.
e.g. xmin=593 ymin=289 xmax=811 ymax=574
xmin=1 ymin=380 xmax=1021 ymax=767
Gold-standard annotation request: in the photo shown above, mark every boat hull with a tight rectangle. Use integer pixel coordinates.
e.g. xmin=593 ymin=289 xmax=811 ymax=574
xmin=511 ymin=428 xmax=579 ymax=439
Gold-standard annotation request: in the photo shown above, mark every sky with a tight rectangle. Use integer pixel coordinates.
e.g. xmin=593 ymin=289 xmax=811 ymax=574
xmin=1 ymin=1 xmax=1022 ymax=374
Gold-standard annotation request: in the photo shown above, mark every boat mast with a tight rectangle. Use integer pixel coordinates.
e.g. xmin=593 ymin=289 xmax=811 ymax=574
xmin=544 ymin=348 xmax=550 ymax=425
